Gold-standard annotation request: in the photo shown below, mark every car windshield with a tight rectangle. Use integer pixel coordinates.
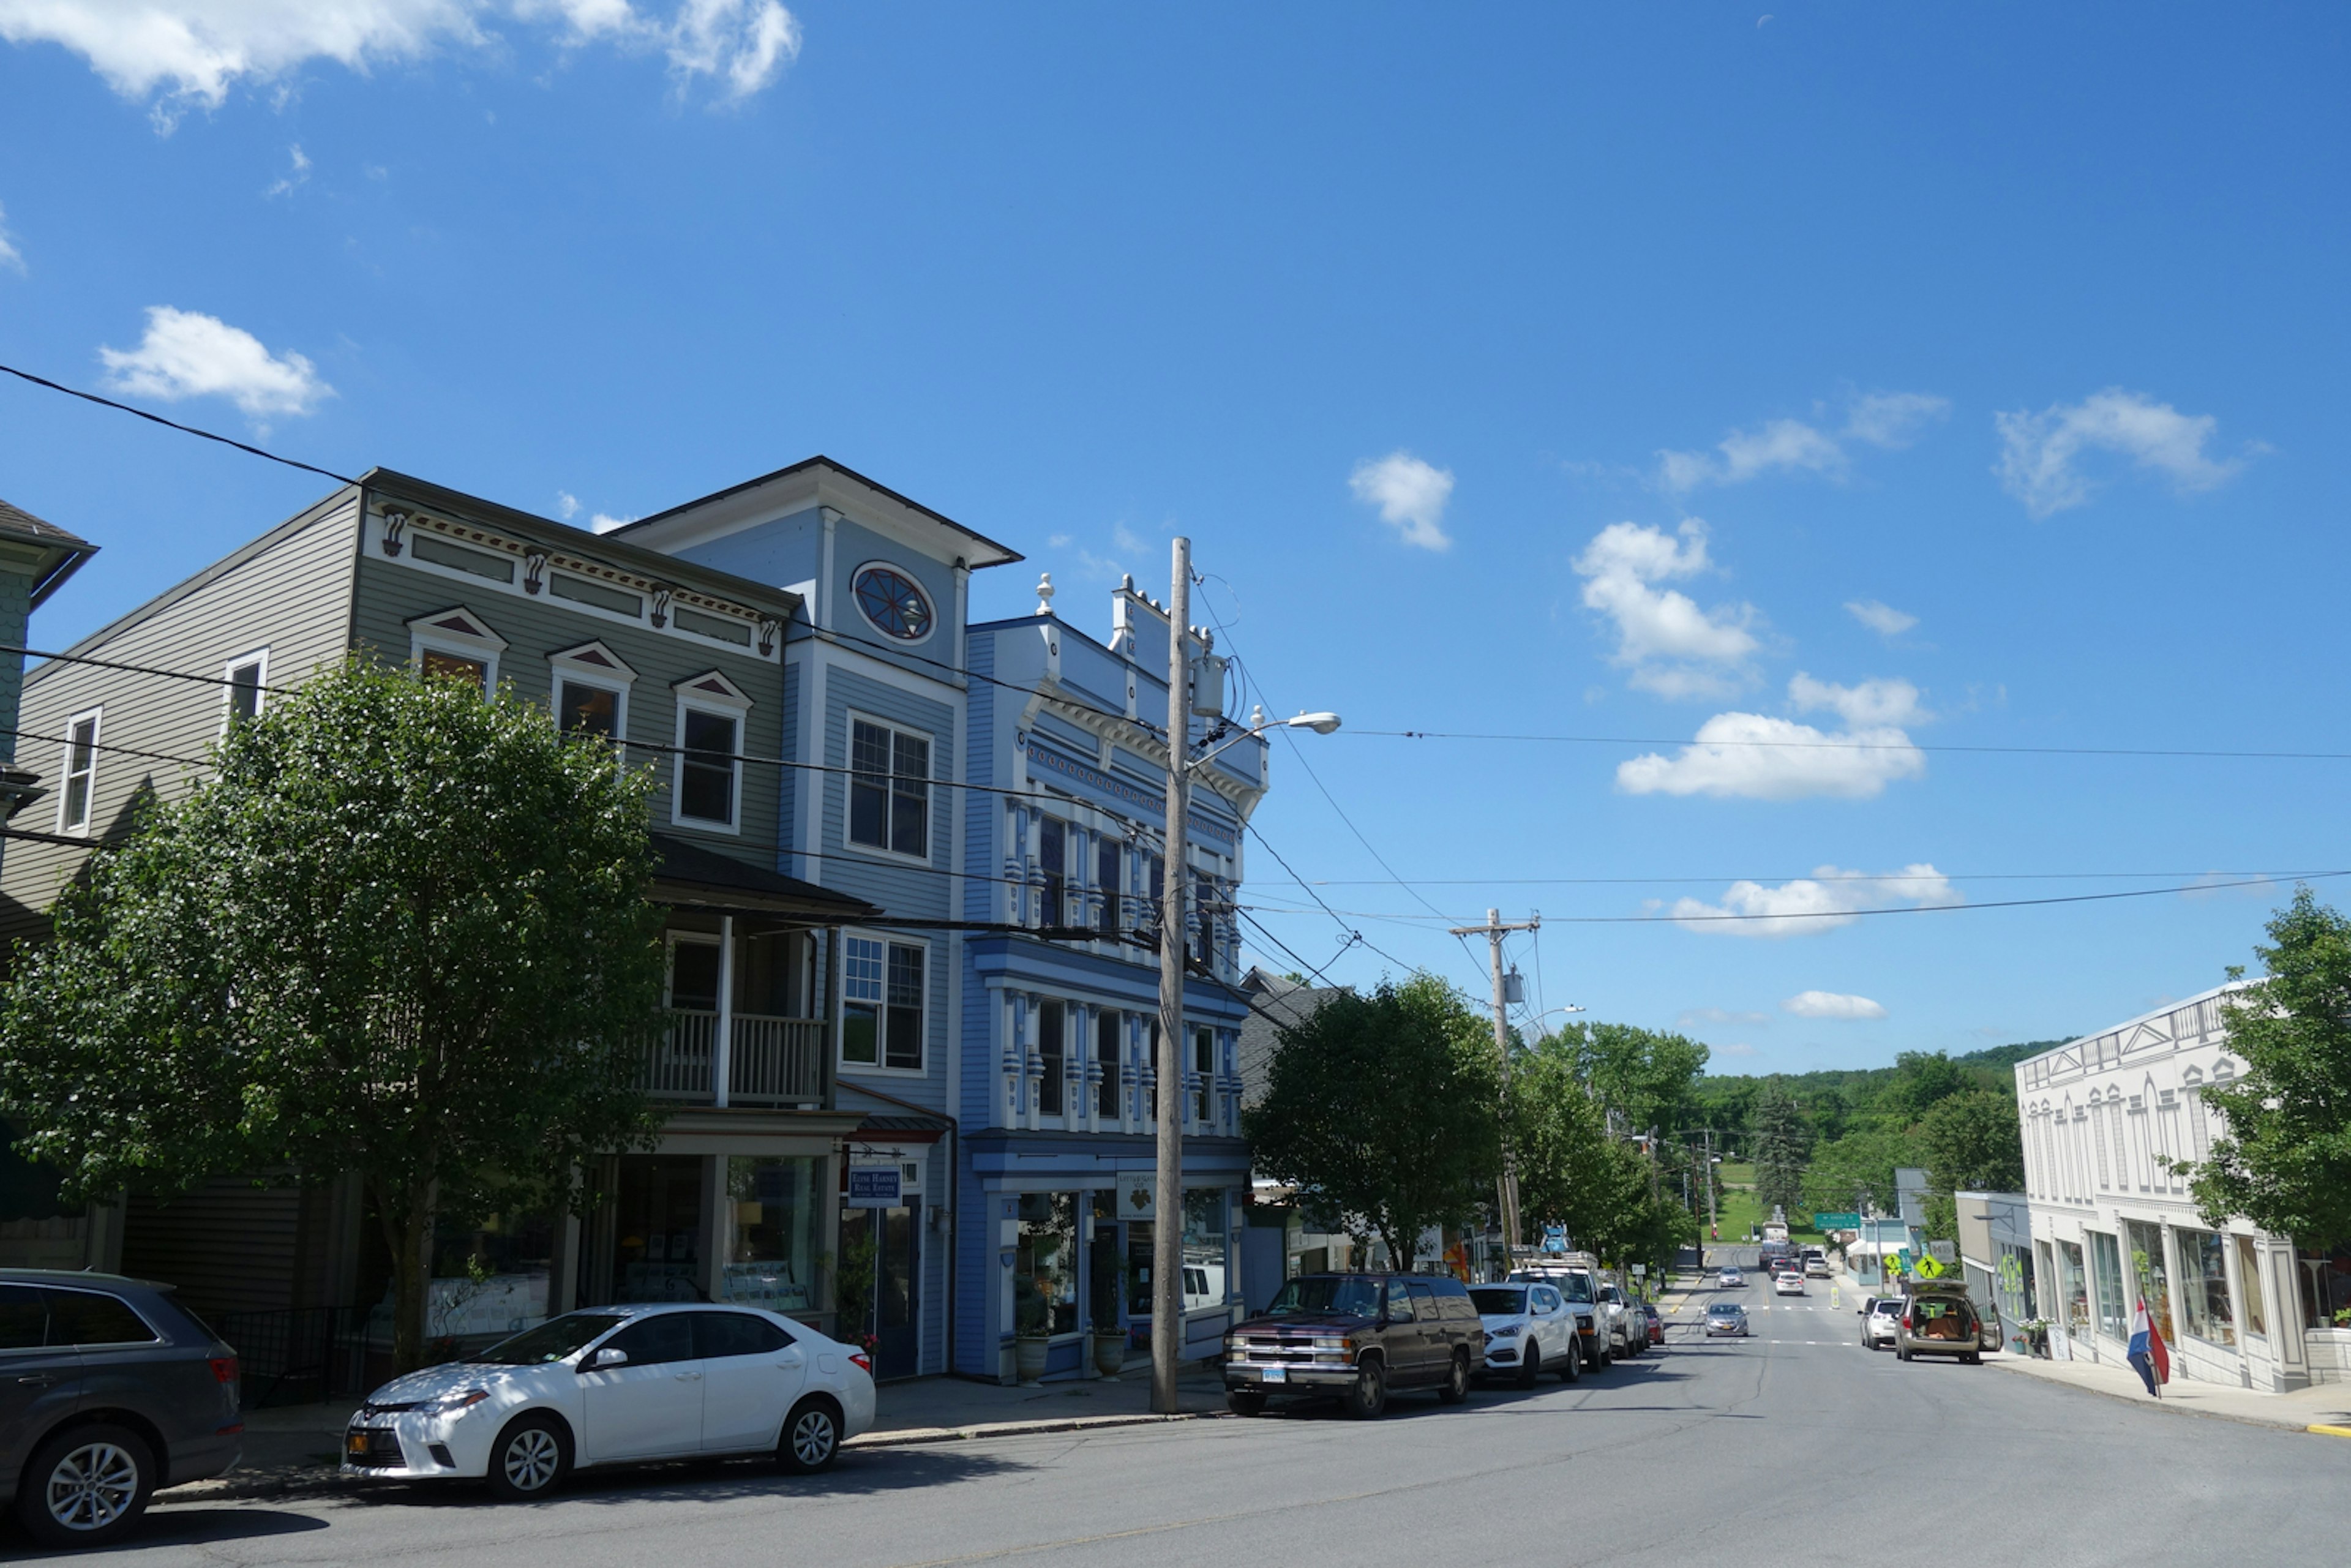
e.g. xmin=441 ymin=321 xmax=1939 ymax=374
xmin=467 ymin=1313 xmax=626 ymax=1365
xmin=1708 ymin=1304 xmax=1742 ymax=1316
xmin=1469 ymin=1288 xmax=1528 ymax=1315
xmin=1264 ymin=1278 xmax=1383 ymax=1318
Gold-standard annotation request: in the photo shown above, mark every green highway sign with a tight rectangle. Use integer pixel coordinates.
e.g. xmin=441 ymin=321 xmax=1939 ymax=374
xmin=1810 ymin=1212 xmax=1860 ymax=1229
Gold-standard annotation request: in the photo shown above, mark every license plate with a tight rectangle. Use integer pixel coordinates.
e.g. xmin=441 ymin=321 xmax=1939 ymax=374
xmin=1261 ymin=1365 xmax=1286 ymax=1382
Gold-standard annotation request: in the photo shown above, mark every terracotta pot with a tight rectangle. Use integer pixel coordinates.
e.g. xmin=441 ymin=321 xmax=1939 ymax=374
xmin=1092 ymin=1331 xmax=1127 ymax=1378
xmin=1014 ymin=1334 xmax=1050 ymax=1383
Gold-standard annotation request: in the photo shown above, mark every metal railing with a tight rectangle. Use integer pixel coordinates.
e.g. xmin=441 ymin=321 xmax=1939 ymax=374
xmin=642 ymin=1010 xmax=824 ymax=1106
xmin=214 ymin=1304 xmax=375 ymax=1409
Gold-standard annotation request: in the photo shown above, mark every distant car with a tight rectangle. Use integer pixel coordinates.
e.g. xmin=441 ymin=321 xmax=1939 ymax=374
xmin=1773 ymin=1273 xmax=1806 ymax=1296
xmin=1641 ymin=1303 xmax=1665 ymax=1347
xmin=1860 ymin=1296 xmax=1902 ymax=1350
xmin=1704 ymin=1303 xmax=1750 ymax=1337
xmin=1 ymin=1270 xmax=245 ymax=1550
xmin=1803 ymin=1257 xmax=1831 ymax=1278
xmin=1469 ymin=1282 xmax=1582 ymax=1388
xmin=1717 ymin=1267 xmax=1744 ymax=1288
xmin=343 ymin=1304 xmax=875 ymax=1497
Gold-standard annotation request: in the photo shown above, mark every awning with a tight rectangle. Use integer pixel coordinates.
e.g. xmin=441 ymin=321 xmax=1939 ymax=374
xmin=648 ymin=833 xmax=880 ymax=923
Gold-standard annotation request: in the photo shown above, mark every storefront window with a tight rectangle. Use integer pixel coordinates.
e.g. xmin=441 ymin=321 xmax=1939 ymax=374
xmin=2126 ymin=1219 xmax=2173 ymax=1344
xmin=1182 ymin=1189 xmax=1226 ymax=1313
xmin=2299 ymin=1246 xmax=2351 ymax=1332
xmin=1016 ymin=1192 xmax=1078 ymax=1336
xmin=427 ymin=1209 xmax=553 ymax=1342
xmin=2177 ymin=1227 xmax=2233 ymax=1347
xmin=2088 ymin=1229 xmax=2127 ymax=1340
xmin=722 ymin=1156 xmax=818 ymax=1313
xmin=2057 ymin=1240 xmax=2090 ymax=1336
xmin=614 ymin=1154 xmax=708 ymax=1303
xmin=2235 ymin=1235 xmax=2267 ymax=1338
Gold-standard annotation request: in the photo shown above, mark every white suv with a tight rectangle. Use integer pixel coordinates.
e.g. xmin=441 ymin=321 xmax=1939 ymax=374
xmin=1859 ymin=1296 xmax=1902 ymax=1350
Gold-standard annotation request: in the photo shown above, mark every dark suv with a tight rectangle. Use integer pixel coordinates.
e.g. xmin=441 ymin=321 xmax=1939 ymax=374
xmin=1 ymin=1270 xmax=243 ymax=1549
xmin=1223 ymin=1273 xmax=1486 ymax=1419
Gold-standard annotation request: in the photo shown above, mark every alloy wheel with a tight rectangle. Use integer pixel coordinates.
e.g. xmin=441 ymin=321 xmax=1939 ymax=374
xmin=503 ymin=1428 xmax=563 ymax=1493
xmin=45 ymin=1441 xmax=140 ymax=1534
xmin=791 ymin=1407 xmax=838 ymax=1468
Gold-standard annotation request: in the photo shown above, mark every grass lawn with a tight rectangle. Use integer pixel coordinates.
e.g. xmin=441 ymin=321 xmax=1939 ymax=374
xmin=1708 ymin=1162 xmax=1825 ymax=1245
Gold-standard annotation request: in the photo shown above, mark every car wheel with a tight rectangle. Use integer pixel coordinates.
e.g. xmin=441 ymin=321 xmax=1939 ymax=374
xmin=1226 ymin=1390 xmax=1268 ymax=1417
xmin=1897 ymin=1344 xmax=1911 ymax=1362
xmin=1598 ymin=1342 xmax=1613 ymax=1370
xmin=485 ymin=1414 xmax=571 ymax=1502
xmin=1343 ymin=1359 xmax=1388 ymax=1420
xmin=1559 ymin=1342 xmax=1581 ymax=1382
xmin=1438 ymin=1349 xmax=1471 ymax=1405
xmin=1515 ymin=1341 xmax=1541 ymax=1389
xmin=15 ymin=1423 xmax=155 ymax=1549
xmin=778 ymin=1397 xmax=844 ymax=1474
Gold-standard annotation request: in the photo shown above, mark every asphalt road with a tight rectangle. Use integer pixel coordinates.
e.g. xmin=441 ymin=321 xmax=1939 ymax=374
xmin=32 ymin=1277 xmax=2347 ymax=1566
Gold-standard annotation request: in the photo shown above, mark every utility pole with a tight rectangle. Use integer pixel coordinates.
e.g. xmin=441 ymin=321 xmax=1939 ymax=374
xmin=1448 ymin=907 xmax=1539 ymax=1267
xmin=1152 ymin=536 xmax=1193 ymax=1417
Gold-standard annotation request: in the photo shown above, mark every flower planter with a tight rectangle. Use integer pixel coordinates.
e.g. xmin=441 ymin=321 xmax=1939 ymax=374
xmin=1092 ymin=1331 xmax=1127 ymax=1379
xmin=1014 ymin=1334 xmax=1050 ymax=1384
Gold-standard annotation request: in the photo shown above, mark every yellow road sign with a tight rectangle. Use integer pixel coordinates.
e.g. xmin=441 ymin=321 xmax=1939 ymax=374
xmin=1914 ymin=1254 xmax=1945 ymax=1280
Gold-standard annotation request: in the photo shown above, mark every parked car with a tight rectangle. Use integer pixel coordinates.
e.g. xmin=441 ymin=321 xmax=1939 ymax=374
xmin=1468 ymin=1282 xmax=1581 ymax=1387
xmin=342 ymin=1303 xmax=874 ymax=1498
xmin=1716 ymin=1266 xmax=1744 ymax=1288
xmin=1803 ymin=1256 xmax=1831 ymax=1279
xmin=1224 ymin=1274 xmax=1485 ymax=1419
xmin=1773 ymin=1272 xmax=1806 ymax=1296
xmin=1595 ymin=1282 xmax=1641 ymax=1357
xmin=1704 ymin=1303 xmax=1750 ymax=1337
xmin=1509 ymin=1266 xmax=1611 ymax=1371
xmin=1859 ymin=1296 xmax=1902 ymax=1350
xmin=1640 ymin=1302 xmax=1665 ymax=1348
xmin=1893 ymin=1283 xmax=1985 ymax=1365
xmin=1 ymin=1269 xmax=244 ymax=1550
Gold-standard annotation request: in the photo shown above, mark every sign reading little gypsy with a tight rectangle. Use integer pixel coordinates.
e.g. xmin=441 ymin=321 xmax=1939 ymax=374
xmin=1021 ymin=741 xmax=1237 ymax=848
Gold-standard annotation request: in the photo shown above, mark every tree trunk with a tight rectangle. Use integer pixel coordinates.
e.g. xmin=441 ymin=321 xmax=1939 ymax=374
xmin=378 ymin=1166 xmax=440 ymax=1373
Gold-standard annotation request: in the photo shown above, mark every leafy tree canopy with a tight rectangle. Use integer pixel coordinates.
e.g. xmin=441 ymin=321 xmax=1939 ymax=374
xmin=1243 ymin=973 xmax=1501 ymax=1270
xmin=0 ymin=661 xmax=671 ymax=1367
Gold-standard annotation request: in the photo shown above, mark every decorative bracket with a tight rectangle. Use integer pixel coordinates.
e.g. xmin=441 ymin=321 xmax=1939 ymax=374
xmin=381 ymin=509 xmax=408 ymax=557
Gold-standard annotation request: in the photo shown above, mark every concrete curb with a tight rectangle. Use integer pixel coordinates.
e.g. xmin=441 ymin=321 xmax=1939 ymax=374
xmin=156 ymin=1411 xmax=1225 ymax=1506
xmin=1985 ymin=1355 xmax=2338 ymax=1437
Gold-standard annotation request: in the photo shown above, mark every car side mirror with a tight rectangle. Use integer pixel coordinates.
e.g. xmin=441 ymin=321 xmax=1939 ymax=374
xmin=583 ymin=1346 xmax=629 ymax=1370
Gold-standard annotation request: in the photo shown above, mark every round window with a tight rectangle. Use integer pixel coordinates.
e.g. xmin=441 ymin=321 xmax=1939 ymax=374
xmin=853 ymin=566 xmax=934 ymax=642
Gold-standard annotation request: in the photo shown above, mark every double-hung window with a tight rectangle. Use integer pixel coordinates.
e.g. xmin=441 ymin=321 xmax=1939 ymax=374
xmin=1193 ymin=872 xmax=1215 ymax=967
xmin=222 ymin=650 xmax=267 ymax=727
xmin=1096 ymin=838 xmax=1122 ymax=935
xmin=677 ymin=710 xmax=740 ymax=827
xmin=849 ymin=718 xmax=930 ymax=859
xmin=1039 ymin=818 xmax=1068 ymax=927
xmin=1193 ymin=1027 xmax=1214 ymax=1122
xmin=59 ymin=708 xmax=100 ymax=834
xmin=1038 ymin=1001 xmax=1066 ymax=1116
xmin=842 ymin=934 xmax=924 ymax=1072
xmin=1095 ymin=1010 xmax=1120 ymax=1117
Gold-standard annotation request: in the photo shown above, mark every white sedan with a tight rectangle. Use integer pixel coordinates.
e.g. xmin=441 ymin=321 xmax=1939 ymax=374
xmin=343 ymin=1304 xmax=876 ymax=1499
xmin=1772 ymin=1272 xmax=1807 ymax=1296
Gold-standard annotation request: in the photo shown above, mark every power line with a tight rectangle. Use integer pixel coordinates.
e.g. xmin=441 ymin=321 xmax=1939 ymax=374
xmin=0 ymin=361 xmax=359 ymax=486
xmin=1355 ymin=728 xmax=2351 ymax=763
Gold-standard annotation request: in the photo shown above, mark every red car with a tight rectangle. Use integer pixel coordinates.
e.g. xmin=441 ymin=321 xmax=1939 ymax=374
xmin=1641 ymin=1302 xmax=1665 ymax=1347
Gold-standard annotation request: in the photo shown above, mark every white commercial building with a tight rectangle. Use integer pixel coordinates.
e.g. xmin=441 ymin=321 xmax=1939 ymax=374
xmin=2014 ymin=982 xmax=2351 ymax=1390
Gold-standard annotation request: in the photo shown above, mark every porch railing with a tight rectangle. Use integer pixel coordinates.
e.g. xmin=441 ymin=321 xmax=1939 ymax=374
xmin=642 ymin=1010 xmax=825 ymax=1106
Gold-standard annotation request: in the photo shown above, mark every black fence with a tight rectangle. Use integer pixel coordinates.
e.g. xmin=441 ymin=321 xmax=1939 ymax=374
xmin=214 ymin=1305 xmax=377 ymax=1409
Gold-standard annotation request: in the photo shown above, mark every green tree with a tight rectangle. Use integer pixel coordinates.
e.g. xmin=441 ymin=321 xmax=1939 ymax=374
xmin=0 ymin=661 xmax=670 ymax=1368
xmin=1750 ymin=1081 xmax=1810 ymax=1220
xmin=1917 ymin=1090 xmax=2025 ymax=1195
xmin=1245 ymin=973 xmax=1502 ymax=1270
xmin=1801 ymin=1122 xmax=1914 ymax=1220
xmin=1559 ymin=1021 xmax=1711 ymax=1136
xmin=1883 ymin=1051 xmax=1973 ymax=1123
xmin=2184 ymin=889 xmax=2351 ymax=1248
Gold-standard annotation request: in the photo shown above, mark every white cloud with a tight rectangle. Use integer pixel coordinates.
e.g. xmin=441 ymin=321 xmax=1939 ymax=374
xmin=1572 ymin=519 xmax=1758 ymax=697
xmin=1659 ymin=389 xmax=1947 ymax=492
xmin=591 ymin=512 xmax=637 ymax=533
xmin=0 ymin=200 xmax=23 ymax=272
xmin=1787 ymin=672 xmax=1926 ymax=728
xmin=1669 ymin=865 xmax=1959 ymax=939
xmin=555 ymin=491 xmax=580 ymax=519
xmin=1995 ymin=388 xmax=2243 ymax=518
xmin=1845 ymin=599 xmax=1916 ymax=637
xmin=263 ymin=142 xmax=310 ymax=198
xmin=0 ymin=0 xmax=801 ymax=118
xmin=1349 ymin=451 xmax=1453 ymax=550
xmin=1111 ymin=522 xmax=1147 ymax=555
xmin=97 ymin=306 xmax=331 ymax=418
xmin=1782 ymin=990 xmax=1888 ymax=1020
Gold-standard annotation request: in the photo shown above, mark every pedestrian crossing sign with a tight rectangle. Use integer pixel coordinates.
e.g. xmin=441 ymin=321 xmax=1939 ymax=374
xmin=1914 ymin=1254 xmax=1945 ymax=1280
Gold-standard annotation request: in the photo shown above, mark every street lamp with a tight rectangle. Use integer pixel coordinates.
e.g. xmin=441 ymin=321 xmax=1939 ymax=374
xmin=1152 ymin=536 xmax=1340 ymax=1416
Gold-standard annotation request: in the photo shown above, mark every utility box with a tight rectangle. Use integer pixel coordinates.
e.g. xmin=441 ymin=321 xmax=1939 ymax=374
xmin=1190 ymin=653 xmax=1226 ymax=717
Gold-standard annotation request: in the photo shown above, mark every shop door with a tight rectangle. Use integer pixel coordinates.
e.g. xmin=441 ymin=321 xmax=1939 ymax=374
xmin=874 ymin=1206 xmax=919 ymax=1380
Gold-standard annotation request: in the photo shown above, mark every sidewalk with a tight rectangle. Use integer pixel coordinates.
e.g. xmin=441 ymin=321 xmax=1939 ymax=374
xmin=1991 ymin=1348 xmax=2351 ymax=1436
xmin=164 ymin=1362 xmax=1230 ymax=1504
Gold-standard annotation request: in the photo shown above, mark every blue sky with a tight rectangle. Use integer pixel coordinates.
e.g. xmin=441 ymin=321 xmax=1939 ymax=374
xmin=2 ymin=4 xmax=2345 ymax=1073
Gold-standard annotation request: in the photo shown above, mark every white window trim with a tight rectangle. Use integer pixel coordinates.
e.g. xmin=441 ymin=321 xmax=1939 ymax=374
xmin=219 ymin=647 xmax=270 ymax=734
xmin=838 ymin=928 xmax=928 ymax=1076
xmin=407 ymin=607 xmax=508 ymax=689
xmin=56 ymin=705 xmax=101 ymax=836
xmin=671 ymin=691 xmax=748 ymax=835
xmin=549 ymin=642 xmax=637 ymax=746
xmin=845 ymin=710 xmax=935 ymax=865
xmin=847 ymin=559 xmax=941 ymax=649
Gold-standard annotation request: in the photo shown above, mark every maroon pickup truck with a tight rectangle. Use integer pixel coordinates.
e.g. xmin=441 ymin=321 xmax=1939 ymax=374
xmin=1223 ymin=1274 xmax=1485 ymax=1419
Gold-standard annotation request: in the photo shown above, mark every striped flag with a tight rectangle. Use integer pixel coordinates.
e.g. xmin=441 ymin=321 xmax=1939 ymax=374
xmin=2127 ymin=1296 xmax=2170 ymax=1397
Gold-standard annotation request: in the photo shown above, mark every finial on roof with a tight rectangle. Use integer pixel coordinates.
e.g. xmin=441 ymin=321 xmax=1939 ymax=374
xmin=1035 ymin=572 xmax=1055 ymax=615
xmin=1120 ymin=572 xmax=1134 ymax=593
xmin=1251 ymin=704 xmax=1265 ymax=728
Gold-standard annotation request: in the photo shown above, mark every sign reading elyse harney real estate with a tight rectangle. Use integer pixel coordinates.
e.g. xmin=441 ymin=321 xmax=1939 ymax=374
xmin=847 ymin=1166 xmax=902 ymax=1207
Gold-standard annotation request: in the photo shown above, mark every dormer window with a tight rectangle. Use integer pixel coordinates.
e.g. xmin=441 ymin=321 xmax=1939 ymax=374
xmin=852 ymin=565 xmax=934 ymax=642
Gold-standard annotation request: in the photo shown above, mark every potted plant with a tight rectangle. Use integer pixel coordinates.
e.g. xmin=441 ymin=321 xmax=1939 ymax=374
xmin=1089 ymin=1249 xmax=1131 ymax=1378
xmin=1014 ymin=1275 xmax=1051 ymax=1384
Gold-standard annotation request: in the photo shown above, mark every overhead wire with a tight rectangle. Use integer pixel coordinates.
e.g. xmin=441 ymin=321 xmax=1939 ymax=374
xmin=1354 ymin=727 xmax=2351 ymax=763
xmin=0 ymin=361 xmax=360 ymax=486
